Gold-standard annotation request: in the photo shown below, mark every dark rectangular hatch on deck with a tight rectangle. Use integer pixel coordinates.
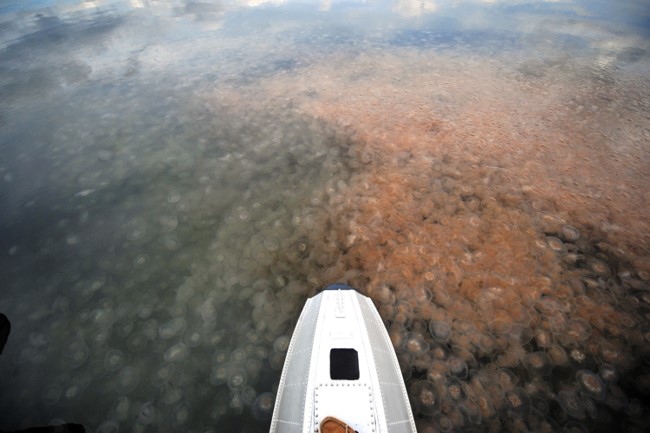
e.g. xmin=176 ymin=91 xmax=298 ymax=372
xmin=330 ymin=348 xmax=360 ymax=380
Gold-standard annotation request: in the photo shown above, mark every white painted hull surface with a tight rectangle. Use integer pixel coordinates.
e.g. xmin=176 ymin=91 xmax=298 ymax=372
xmin=270 ymin=284 xmax=417 ymax=433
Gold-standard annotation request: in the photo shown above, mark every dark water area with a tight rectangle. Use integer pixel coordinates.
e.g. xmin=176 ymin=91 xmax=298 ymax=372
xmin=1 ymin=1 xmax=649 ymax=432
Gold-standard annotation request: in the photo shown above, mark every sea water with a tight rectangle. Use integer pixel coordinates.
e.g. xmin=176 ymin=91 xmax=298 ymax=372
xmin=0 ymin=1 xmax=649 ymax=432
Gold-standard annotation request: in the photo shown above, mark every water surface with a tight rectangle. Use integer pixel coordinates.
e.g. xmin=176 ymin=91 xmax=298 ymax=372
xmin=1 ymin=1 xmax=649 ymax=432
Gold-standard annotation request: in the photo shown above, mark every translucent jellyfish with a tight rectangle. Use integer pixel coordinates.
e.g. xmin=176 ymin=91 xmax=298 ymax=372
xmin=138 ymin=401 xmax=156 ymax=424
xmin=560 ymin=225 xmax=580 ymax=242
xmin=557 ymin=389 xmax=586 ymax=419
xmin=369 ymin=284 xmax=395 ymax=305
xmin=535 ymin=297 xmax=568 ymax=314
xmin=161 ymin=385 xmax=183 ymax=405
xmin=90 ymin=327 xmax=112 ymax=347
xmin=604 ymin=384 xmax=628 ymax=411
xmin=490 ymin=313 xmax=513 ymax=336
xmin=273 ymin=335 xmax=291 ymax=354
xmin=513 ymin=324 xmax=535 ymax=345
xmin=504 ymin=388 xmax=530 ymax=415
xmin=411 ymin=286 xmax=433 ymax=305
xmin=459 ymin=399 xmax=482 ymax=424
xmin=568 ymin=347 xmax=592 ymax=370
xmin=495 ymin=368 xmax=519 ymax=390
xmin=66 ymin=337 xmax=89 ymax=369
xmin=126 ymin=332 xmax=147 ymax=352
xmin=427 ymin=361 xmax=449 ymax=383
xmin=582 ymin=395 xmax=598 ymax=420
xmin=446 ymin=377 xmax=467 ymax=402
xmin=564 ymin=320 xmax=591 ymax=343
xmin=430 ymin=343 xmax=450 ymax=361
xmin=212 ymin=348 xmax=230 ymax=367
xmin=115 ymin=320 xmax=134 ymax=338
xmin=253 ymin=392 xmax=275 ymax=420
xmin=530 ymin=396 xmax=549 ymax=414
xmin=523 ymin=351 xmax=552 ymax=377
xmin=158 ymin=317 xmax=187 ymax=340
xmin=210 ymin=362 xmax=230 ymax=386
xmin=229 ymin=392 xmax=245 ymax=414
xmin=547 ymin=344 xmax=568 ymax=366
xmin=241 ymin=386 xmax=257 ymax=405
xmin=230 ymin=348 xmax=247 ymax=363
xmin=184 ymin=330 xmax=202 ymax=347
xmin=576 ymin=370 xmax=606 ymax=401
xmin=151 ymin=362 xmax=175 ymax=386
xmin=545 ymin=236 xmax=567 ymax=255
xmin=64 ymin=384 xmax=81 ymax=401
xmin=405 ymin=332 xmax=429 ymax=356
xmin=433 ymin=412 xmax=453 ymax=432
xmin=394 ymin=301 xmax=413 ymax=326
xmin=415 ymin=419 xmax=436 ymax=433
xmin=115 ymin=396 xmax=130 ymax=422
xmin=448 ymin=356 xmax=468 ymax=379
xmin=104 ymin=350 xmax=125 ymax=372
xmin=141 ymin=319 xmax=159 ymax=340
xmin=29 ymin=332 xmax=49 ymax=347
xmin=563 ymin=421 xmax=589 ymax=433
xmin=228 ymin=366 xmax=248 ymax=391
xmin=598 ymin=363 xmax=619 ymax=384
xmin=534 ymin=329 xmax=552 ymax=349
xmin=117 ymin=366 xmax=140 ymax=393
xmin=172 ymin=401 xmax=192 ymax=429
xmin=586 ymin=257 xmax=611 ymax=278
xmin=164 ymin=343 xmax=189 ymax=362
xmin=429 ymin=320 xmax=452 ymax=343
xmin=412 ymin=380 xmax=437 ymax=415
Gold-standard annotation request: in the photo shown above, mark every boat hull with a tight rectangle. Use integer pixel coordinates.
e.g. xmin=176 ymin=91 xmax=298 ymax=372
xmin=270 ymin=284 xmax=416 ymax=433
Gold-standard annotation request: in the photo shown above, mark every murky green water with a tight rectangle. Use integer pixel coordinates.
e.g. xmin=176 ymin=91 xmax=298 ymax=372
xmin=1 ymin=1 xmax=649 ymax=432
